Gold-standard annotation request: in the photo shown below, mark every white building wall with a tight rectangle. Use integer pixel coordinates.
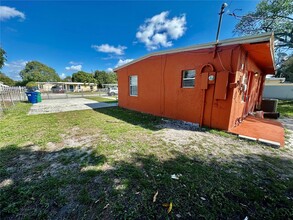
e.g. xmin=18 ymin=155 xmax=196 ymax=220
xmin=263 ymin=84 xmax=293 ymax=99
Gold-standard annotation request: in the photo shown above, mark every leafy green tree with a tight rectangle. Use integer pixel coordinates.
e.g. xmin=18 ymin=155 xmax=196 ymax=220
xmin=108 ymin=72 xmax=117 ymax=83
xmin=20 ymin=61 xmax=61 ymax=83
xmin=0 ymin=72 xmax=15 ymax=86
xmin=94 ymin=70 xmax=117 ymax=88
xmin=276 ymin=55 xmax=293 ymax=82
xmin=233 ymin=0 xmax=293 ymax=49
xmin=63 ymin=76 xmax=72 ymax=82
xmin=26 ymin=81 xmax=38 ymax=91
xmin=14 ymin=81 xmax=27 ymax=87
xmin=72 ymin=71 xmax=96 ymax=83
xmin=0 ymin=48 xmax=7 ymax=69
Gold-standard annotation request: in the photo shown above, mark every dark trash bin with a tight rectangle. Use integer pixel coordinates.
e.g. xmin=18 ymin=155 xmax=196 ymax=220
xmin=261 ymin=99 xmax=278 ymax=112
xmin=26 ymin=92 xmax=38 ymax=104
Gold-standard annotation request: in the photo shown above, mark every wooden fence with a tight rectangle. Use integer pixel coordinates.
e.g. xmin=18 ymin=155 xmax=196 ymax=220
xmin=0 ymin=87 xmax=27 ymax=115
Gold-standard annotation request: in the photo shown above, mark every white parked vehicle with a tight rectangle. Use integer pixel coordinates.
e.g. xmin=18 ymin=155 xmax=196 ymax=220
xmin=108 ymin=87 xmax=118 ymax=96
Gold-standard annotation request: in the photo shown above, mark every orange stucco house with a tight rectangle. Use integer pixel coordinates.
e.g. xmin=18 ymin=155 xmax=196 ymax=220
xmin=114 ymin=33 xmax=284 ymax=146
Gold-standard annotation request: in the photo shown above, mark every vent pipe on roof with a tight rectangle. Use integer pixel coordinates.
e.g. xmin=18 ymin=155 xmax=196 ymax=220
xmin=215 ymin=3 xmax=228 ymax=43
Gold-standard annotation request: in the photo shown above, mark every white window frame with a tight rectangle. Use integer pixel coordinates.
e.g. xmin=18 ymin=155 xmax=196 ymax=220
xmin=182 ymin=70 xmax=196 ymax=88
xmin=129 ymin=75 xmax=138 ymax=96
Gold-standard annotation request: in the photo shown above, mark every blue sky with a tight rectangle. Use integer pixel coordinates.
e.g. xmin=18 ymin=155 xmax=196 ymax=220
xmin=1 ymin=0 xmax=260 ymax=80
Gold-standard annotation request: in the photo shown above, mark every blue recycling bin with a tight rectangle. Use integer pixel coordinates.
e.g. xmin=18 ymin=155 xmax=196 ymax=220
xmin=26 ymin=92 xmax=38 ymax=104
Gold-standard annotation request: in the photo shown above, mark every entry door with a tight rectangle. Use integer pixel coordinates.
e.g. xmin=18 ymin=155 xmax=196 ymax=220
xmin=243 ymin=71 xmax=260 ymax=116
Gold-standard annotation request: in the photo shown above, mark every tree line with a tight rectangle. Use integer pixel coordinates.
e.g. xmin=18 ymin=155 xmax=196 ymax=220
xmin=0 ymin=58 xmax=117 ymax=88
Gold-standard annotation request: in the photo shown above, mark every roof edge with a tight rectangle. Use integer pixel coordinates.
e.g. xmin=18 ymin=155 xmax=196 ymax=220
xmin=114 ymin=32 xmax=274 ymax=72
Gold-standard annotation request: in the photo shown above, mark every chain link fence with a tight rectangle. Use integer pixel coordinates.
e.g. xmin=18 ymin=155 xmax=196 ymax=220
xmin=40 ymin=88 xmax=117 ymax=100
xmin=0 ymin=87 xmax=118 ymax=117
xmin=0 ymin=87 xmax=27 ymax=116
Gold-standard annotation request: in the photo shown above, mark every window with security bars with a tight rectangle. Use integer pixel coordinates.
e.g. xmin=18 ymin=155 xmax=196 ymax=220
xmin=129 ymin=75 xmax=138 ymax=96
xmin=182 ymin=70 xmax=196 ymax=88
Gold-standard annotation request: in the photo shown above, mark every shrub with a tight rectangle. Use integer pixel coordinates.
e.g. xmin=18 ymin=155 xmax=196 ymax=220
xmin=26 ymin=82 xmax=38 ymax=92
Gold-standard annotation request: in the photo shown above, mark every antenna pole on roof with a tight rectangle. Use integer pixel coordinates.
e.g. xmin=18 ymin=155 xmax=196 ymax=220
xmin=215 ymin=3 xmax=228 ymax=43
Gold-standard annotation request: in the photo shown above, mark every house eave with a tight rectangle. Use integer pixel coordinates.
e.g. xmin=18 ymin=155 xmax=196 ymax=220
xmin=114 ymin=32 xmax=274 ymax=72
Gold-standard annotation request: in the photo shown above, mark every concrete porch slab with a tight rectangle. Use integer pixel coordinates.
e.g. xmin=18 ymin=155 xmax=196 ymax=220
xmin=28 ymin=98 xmax=117 ymax=115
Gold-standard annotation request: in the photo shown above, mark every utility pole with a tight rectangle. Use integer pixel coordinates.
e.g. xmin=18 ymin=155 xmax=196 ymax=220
xmin=216 ymin=3 xmax=228 ymax=43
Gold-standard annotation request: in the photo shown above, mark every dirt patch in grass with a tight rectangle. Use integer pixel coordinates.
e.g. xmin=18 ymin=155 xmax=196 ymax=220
xmin=60 ymin=126 xmax=102 ymax=148
xmin=155 ymin=119 xmax=293 ymax=177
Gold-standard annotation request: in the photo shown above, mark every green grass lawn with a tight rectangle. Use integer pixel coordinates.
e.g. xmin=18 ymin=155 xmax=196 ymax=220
xmin=278 ymin=100 xmax=293 ymax=118
xmin=0 ymin=103 xmax=293 ymax=219
xmin=86 ymin=96 xmax=118 ymax=103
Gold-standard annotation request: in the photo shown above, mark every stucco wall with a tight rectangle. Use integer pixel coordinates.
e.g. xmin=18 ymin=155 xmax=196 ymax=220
xmin=117 ymin=45 xmax=243 ymax=130
xmin=263 ymin=84 xmax=293 ymax=99
xmin=117 ymin=44 xmax=270 ymax=131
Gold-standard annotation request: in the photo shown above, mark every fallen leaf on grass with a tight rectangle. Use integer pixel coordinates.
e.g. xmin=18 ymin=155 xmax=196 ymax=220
xmin=162 ymin=202 xmax=173 ymax=213
xmin=171 ymin=174 xmax=182 ymax=180
xmin=153 ymin=191 xmax=158 ymax=202
xmin=167 ymin=202 xmax=173 ymax=213
xmin=103 ymin=203 xmax=109 ymax=209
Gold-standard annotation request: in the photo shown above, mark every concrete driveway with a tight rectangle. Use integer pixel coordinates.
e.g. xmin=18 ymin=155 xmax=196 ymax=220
xmin=28 ymin=98 xmax=117 ymax=115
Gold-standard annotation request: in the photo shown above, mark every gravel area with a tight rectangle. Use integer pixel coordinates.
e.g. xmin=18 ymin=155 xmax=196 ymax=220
xmin=28 ymin=98 xmax=117 ymax=115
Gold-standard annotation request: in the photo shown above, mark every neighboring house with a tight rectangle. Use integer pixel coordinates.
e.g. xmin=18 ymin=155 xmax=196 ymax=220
xmin=264 ymin=77 xmax=293 ymax=99
xmin=0 ymin=81 xmax=9 ymax=91
xmin=36 ymin=82 xmax=97 ymax=92
xmin=114 ymin=33 xmax=284 ymax=145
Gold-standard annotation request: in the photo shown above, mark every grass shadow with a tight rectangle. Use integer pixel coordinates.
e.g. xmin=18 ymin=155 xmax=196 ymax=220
xmin=94 ymin=107 xmax=205 ymax=133
xmin=1 ymin=144 xmax=293 ymax=219
xmin=94 ymin=107 xmax=164 ymax=131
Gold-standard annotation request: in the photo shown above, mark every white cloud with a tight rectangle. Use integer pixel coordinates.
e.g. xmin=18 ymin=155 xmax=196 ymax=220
xmin=3 ymin=60 xmax=28 ymax=80
xmin=106 ymin=68 xmax=113 ymax=72
xmin=136 ymin=11 xmax=186 ymax=50
xmin=69 ymin=61 xmax=82 ymax=65
xmin=65 ymin=64 xmax=82 ymax=71
xmin=59 ymin=73 xmax=66 ymax=79
xmin=92 ymin=44 xmax=127 ymax=55
xmin=106 ymin=59 xmax=134 ymax=71
xmin=0 ymin=6 xmax=25 ymax=21
xmin=115 ymin=59 xmax=134 ymax=68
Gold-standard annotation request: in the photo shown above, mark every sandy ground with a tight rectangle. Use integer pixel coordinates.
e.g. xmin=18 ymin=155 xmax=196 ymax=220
xmin=28 ymin=98 xmax=117 ymax=115
xmin=155 ymin=119 xmax=293 ymax=171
